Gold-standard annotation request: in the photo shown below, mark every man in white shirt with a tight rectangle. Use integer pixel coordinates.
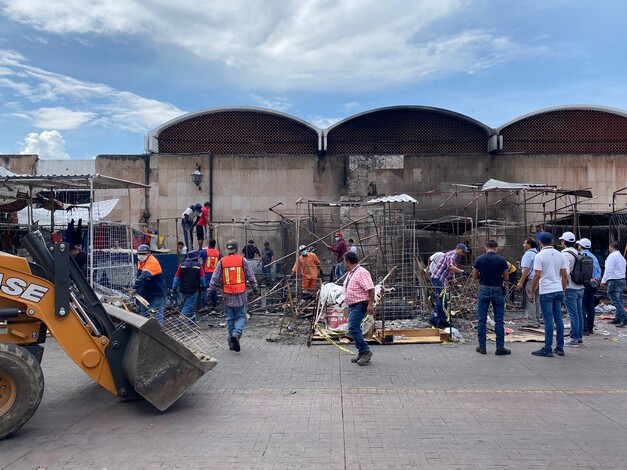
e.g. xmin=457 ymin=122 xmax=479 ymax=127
xmin=529 ymin=232 xmax=568 ymax=357
xmin=516 ymin=238 xmax=541 ymax=327
xmin=601 ymin=242 xmax=627 ymax=327
xmin=559 ymin=231 xmax=585 ymax=347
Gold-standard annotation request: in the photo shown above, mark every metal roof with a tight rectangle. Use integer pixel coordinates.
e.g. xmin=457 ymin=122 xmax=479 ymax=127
xmin=0 ymin=171 xmax=149 ymax=190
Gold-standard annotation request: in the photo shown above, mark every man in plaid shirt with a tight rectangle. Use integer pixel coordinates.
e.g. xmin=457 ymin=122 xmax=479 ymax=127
xmin=342 ymin=251 xmax=375 ymax=366
xmin=428 ymin=243 xmax=470 ymax=328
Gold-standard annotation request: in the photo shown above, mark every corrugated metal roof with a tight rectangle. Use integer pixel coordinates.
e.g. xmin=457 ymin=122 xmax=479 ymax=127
xmin=0 ymin=169 xmax=148 ymax=190
xmin=367 ymin=194 xmax=418 ymax=204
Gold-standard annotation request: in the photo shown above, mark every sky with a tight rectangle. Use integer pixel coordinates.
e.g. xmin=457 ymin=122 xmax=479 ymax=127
xmin=1 ymin=0 xmax=626 ymax=160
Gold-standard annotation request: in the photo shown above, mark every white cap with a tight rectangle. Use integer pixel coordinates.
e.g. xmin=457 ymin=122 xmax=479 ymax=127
xmin=577 ymin=238 xmax=591 ymax=249
xmin=558 ymin=231 xmax=576 ymax=243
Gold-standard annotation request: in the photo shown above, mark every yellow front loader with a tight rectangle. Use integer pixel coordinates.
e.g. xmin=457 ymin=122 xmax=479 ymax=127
xmin=0 ymin=232 xmax=217 ymax=439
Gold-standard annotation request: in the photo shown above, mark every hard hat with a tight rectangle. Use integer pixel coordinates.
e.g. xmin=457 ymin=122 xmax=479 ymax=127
xmin=137 ymin=244 xmax=151 ymax=253
xmin=299 ymin=245 xmax=307 ymax=251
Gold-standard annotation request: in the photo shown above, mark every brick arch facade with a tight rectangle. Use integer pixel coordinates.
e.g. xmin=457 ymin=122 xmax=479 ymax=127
xmin=499 ymin=107 xmax=627 ymax=154
xmin=325 ymin=106 xmax=492 ymax=155
xmin=151 ymin=108 xmax=320 ymax=155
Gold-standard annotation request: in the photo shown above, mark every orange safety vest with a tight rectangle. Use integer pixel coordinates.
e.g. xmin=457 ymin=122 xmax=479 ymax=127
xmin=221 ymin=254 xmax=246 ymax=294
xmin=204 ymin=248 xmax=220 ymax=273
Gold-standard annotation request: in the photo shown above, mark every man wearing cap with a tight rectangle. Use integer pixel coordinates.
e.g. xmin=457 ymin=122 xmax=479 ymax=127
xmin=202 ymin=239 xmax=221 ymax=310
xmin=133 ymin=244 xmax=168 ymax=324
xmin=207 ymin=239 xmax=259 ymax=351
xmin=259 ymin=241 xmax=275 ymax=285
xmin=428 ymin=243 xmax=470 ymax=328
xmin=516 ymin=238 xmax=542 ymax=327
xmin=601 ymin=242 xmax=627 ymax=328
xmin=292 ymin=245 xmax=321 ymax=299
xmin=325 ymin=232 xmax=348 ymax=281
xmin=559 ymin=231 xmax=585 ymax=347
xmin=529 ymin=232 xmax=568 ymax=357
xmin=472 ymin=240 xmax=510 ymax=355
xmin=577 ymin=238 xmax=602 ymax=335
xmin=195 ymin=201 xmax=211 ymax=251
xmin=172 ymin=251 xmax=206 ymax=324
xmin=181 ymin=203 xmax=202 ymax=251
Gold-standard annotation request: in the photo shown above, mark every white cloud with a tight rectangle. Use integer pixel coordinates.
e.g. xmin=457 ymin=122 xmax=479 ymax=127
xmin=20 ymin=130 xmax=69 ymax=159
xmin=0 ymin=50 xmax=185 ymax=132
xmin=249 ymin=94 xmax=292 ymax=112
xmin=0 ymin=0 xmax=538 ymax=91
xmin=308 ymin=115 xmax=341 ymax=129
xmin=28 ymin=107 xmax=95 ymax=129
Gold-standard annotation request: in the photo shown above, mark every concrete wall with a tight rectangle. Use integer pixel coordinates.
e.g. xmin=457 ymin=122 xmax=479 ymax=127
xmin=95 ymin=155 xmax=147 ymax=226
xmin=148 ymin=153 xmax=346 ymax=250
xmin=0 ymin=155 xmax=37 ymax=174
xmin=347 ymin=153 xmax=627 ymax=218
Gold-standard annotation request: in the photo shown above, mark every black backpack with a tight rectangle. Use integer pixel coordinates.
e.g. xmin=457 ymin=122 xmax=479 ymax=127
xmin=566 ymin=249 xmax=594 ymax=285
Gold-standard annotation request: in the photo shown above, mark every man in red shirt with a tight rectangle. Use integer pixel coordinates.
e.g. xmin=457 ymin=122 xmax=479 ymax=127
xmin=342 ymin=251 xmax=375 ymax=365
xmin=196 ymin=201 xmax=211 ymax=251
xmin=325 ymin=232 xmax=348 ymax=281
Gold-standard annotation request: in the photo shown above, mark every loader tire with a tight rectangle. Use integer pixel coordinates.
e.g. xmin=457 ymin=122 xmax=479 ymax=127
xmin=0 ymin=343 xmax=45 ymax=439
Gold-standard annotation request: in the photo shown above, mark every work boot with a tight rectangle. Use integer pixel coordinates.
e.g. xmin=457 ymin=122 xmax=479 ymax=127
xmin=356 ymin=349 xmax=373 ymax=366
xmin=351 ymin=352 xmax=363 ymax=363
xmin=231 ymin=334 xmax=241 ymax=352
xmin=616 ymin=321 xmax=627 ymax=328
xmin=495 ymin=348 xmax=511 ymax=356
xmin=475 ymin=346 xmax=487 ymax=355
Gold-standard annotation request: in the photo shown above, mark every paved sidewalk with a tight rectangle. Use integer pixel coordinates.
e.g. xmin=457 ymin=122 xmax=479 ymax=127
xmin=2 ymin=320 xmax=627 ymax=469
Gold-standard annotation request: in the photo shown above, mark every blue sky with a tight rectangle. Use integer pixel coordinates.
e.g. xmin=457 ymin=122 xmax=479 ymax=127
xmin=1 ymin=0 xmax=626 ymax=160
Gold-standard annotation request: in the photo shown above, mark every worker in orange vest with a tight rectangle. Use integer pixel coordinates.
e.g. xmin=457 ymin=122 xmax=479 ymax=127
xmin=202 ymin=238 xmax=221 ymax=311
xmin=207 ymin=239 xmax=259 ymax=352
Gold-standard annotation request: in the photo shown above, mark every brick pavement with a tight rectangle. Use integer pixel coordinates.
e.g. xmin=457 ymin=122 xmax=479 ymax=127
xmin=1 ymin=318 xmax=627 ymax=469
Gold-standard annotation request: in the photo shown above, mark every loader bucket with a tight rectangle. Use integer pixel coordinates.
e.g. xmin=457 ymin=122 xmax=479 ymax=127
xmin=104 ymin=304 xmax=218 ymax=411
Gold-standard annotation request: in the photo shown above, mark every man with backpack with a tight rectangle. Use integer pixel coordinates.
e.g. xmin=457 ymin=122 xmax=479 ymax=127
xmin=577 ymin=238 xmax=602 ymax=335
xmin=560 ymin=231 xmax=589 ymax=347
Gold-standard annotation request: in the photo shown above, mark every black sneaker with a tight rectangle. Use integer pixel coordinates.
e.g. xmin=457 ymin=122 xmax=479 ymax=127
xmin=351 ymin=352 xmax=363 ymax=363
xmin=475 ymin=346 xmax=487 ymax=355
xmin=609 ymin=319 xmax=621 ymax=324
xmin=495 ymin=348 xmax=511 ymax=356
xmin=231 ymin=334 xmax=241 ymax=352
xmin=357 ymin=349 xmax=373 ymax=365
xmin=553 ymin=348 xmax=565 ymax=356
xmin=531 ymin=348 xmax=554 ymax=357
xmin=617 ymin=321 xmax=627 ymax=328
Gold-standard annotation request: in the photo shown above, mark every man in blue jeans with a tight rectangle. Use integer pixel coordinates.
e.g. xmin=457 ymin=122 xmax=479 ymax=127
xmin=559 ymin=231 xmax=585 ymax=347
xmin=207 ymin=239 xmax=259 ymax=352
xmin=601 ymin=241 xmax=627 ymax=328
xmin=472 ymin=240 xmax=510 ymax=355
xmin=342 ymin=251 xmax=375 ymax=366
xmin=529 ymin=232 xmax=568 ymax=357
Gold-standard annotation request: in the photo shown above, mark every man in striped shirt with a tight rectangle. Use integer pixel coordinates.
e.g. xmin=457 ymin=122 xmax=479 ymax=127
xmin=428 ymin=244 xmax=469 ymax=328
xmin=342 ymin=251 xmax=375 ymax=366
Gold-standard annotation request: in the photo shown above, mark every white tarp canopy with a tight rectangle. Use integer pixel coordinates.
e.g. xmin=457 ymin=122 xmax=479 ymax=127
xmin=481 ymin=179 xmax=555 ymax=191
xmin=17 ymin=199 xmax=119 ymax=225
xmin=367 ymin=194 xmax=418 ymax=204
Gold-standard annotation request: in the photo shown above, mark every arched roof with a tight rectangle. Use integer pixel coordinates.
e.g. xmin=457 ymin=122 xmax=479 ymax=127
xmin=325 ymin=106 xmax=493 ymax=155
xmin=146 ymin=107 xmax=322 ymax=155
xmin=498 ymin=105 xmax=627 ymax=154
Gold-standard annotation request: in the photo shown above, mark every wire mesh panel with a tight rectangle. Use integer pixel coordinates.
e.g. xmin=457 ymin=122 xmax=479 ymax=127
xmin=91 ymin=222 xmax=135 ymax=294
xmin=327 ymin=107 xmax=490 ymax=155
xmin=500 ymin=109 xmax=627 ymax=153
